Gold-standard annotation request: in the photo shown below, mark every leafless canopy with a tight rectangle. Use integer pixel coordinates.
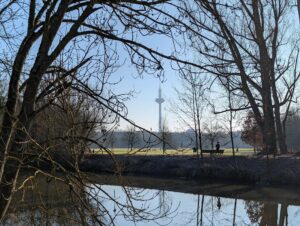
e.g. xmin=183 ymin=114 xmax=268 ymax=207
xmin=176 ymin=0 xmax=300 ymax=154
xmin=0 ymin=0 xmax=184 ymax=223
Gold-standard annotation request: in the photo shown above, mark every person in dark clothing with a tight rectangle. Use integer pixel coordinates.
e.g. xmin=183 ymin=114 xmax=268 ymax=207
xmin=216 ymin=142 xmax=220 ymax=151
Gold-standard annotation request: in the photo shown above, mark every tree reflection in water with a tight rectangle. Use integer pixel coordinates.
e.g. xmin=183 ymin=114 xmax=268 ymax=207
xmin=0 ymin=174 xmax=298 ymax=226
xmin=0 ymin=173 xmax=176 ymax=226
xmin=245 ymin=201 xmax=288 ymax=226
xmin=95 ymin=176 xmax=300 ymax=226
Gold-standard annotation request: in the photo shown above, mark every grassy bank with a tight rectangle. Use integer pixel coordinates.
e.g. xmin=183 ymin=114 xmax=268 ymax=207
xmin=90 ymin=148 xmax=255 ymax=156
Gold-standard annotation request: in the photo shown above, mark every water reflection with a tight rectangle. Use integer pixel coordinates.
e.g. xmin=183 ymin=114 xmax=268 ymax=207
xmin=1 ymin=175 xmax=101 ymax=226
xmin=245 ymin=201 xmax=288 ymax=226
xmin=91 ymin=176 xmax=300 ymax=226
xmin=1 ymin=174 xmax=300 ymax=225
xmin=0 ymin=173 xmax=176 ymax=226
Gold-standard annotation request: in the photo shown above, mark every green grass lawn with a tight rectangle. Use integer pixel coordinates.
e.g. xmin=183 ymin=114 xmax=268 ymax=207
xmin=90 ymin=147 xmax=255 ymax=156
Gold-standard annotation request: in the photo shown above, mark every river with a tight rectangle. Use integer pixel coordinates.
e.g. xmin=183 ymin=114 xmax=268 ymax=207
xmin=2 ymin=174 xmax=299 ymax=225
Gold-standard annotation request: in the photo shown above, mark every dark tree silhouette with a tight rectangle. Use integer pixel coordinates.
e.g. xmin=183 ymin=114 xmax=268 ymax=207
xmin=178 ymin=0 xmax=300 ymax=154
xmin=0 ymin=0 xmax=183 ymax=222
xmin=241 ymin=111 xmax=263 ymax=152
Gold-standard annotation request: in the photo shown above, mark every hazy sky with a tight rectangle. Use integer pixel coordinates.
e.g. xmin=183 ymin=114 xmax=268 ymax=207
xmin=111 ymin=34 xmax=234 ymax=132
xmin=106 ymin=20 xmax=188 ymax=132
xmin=117 ymin=69 xmax=179 ymax=132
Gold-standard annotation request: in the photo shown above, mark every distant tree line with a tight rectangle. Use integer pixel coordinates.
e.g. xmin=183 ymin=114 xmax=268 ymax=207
xmin=242 ymin=109 xmax=300 ymax=153
xmin=91 ymin=129 xmax=251 ymax=150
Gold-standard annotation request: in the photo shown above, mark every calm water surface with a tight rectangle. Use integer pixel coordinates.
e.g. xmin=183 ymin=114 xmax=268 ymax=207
xmin=2 ymin=175 xmax=300 ymax=225
xmin=94 ymin=183 xmax=297 ymax=226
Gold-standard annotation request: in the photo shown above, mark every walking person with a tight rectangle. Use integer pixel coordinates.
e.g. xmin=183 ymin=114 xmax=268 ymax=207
xmin=216 ymin=142 xmax=220 ymax=151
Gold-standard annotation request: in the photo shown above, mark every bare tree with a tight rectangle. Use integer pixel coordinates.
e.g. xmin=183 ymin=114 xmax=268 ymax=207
xmin=0 ymin=0 xmax=186 ymax=221
xmin=31 ymin=84 xmax=104 ymax=168
xmin=170 ymin=72 xmax=210 ymax=157
xmin=161 ymin=119 xmax=172 ymax=155
xmin=284 ymin=108 xmax=300 ymax=152
xmin=179 ymin=0 xmax=300 ymax=154
xmin=123 ymin=125 xmax=140 ymax=152
xmin=241 ymin=111 xmax=264 ymax=153
xmin=215 ymin=75 xmax=238 ymax=157
xmin=203 ymin=119 xmax=225 ymax=150
xmin=298 ymin=0 xmax=300 ymax=21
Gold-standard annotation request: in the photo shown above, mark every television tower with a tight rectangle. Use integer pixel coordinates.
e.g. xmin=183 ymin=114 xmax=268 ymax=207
xmin=155 ymin=86 xmax=165 ymax=132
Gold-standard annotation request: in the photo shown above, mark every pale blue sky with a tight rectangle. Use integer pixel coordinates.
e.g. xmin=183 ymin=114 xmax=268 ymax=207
xmin=110 ymin=33 xmax=235 ymax=132
xmin=116 ymin=68 xmax=179 ymax=132
xmin=109 ymin=26 xmax=187 ymax=132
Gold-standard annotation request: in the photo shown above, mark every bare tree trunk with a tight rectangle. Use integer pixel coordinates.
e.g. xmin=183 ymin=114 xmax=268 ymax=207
xmin=275 ymin=116 xmax=288 ymax=154
xmin=229 ymin=117 xmax=235 ymax=158
xmin=252 ymin=0 xmax=277 ymax=155
xmin=194 ymin=123 xmax=199 ymax=157
xmin=279 ymin=204 xmax=288 ymax=226
xmin=298 ymin=0 xmax=300 ymax=22
xmin=162 ymin=131 xmax=166 ymax=155
xmin=232 ymin=198 xmax=237 ymax=226
xmin=196 ymin=194 xmax=200 ymax=226
xmin=192 ymin=85 xmax=200 ymax=158
xmin=196 ymin=108 xmax=203 ymax=158
xmin=273 ymin=96 xmax=287 ymax=154
xmin=259 ymin=203 xmax=278 ymax=226
xmin=260 ymin=65 xmax=277 ymax=155
xmin=227 ymin=80 xmax=235 ymax=158
xmin=261 ymin=104 xmax=277 ymax=155
xmin=0 ymin=164 xmax=21 ymax=221
xmin=0 ymin=30 xmax=39 ymax=150
xmin=200 ymin=195 xmax=204 ymax=226
xmin=271 ymin=59 xmax=287 ymax=154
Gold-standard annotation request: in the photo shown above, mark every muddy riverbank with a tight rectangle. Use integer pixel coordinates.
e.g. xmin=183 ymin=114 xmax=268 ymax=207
xmin=81 ymin=154 xmax=300 ymax=186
